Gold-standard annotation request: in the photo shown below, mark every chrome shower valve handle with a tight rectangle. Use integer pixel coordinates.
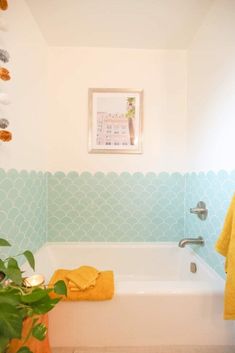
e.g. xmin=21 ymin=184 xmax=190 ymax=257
xmin=190 ymin=201 xmax=208 ymax=220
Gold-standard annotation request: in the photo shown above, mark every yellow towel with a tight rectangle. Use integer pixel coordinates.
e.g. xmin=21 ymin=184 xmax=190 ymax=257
xmin=66 ymin=266 xmax=100 ymax=291
xmin=68 ymin=279 xmax=96 ymax=292
xmin=49 ymin=269 xmax=114 ymax=301
xmin=215 ymin=193 xmax=235 ymax=319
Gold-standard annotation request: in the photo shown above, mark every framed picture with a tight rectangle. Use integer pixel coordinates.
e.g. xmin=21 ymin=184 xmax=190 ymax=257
xmin=88 ymin=88 xmax=143 ymax=154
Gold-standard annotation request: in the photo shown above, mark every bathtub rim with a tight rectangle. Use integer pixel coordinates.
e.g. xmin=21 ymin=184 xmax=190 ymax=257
xmin=33 ymin=241 xmax=225 ymax=284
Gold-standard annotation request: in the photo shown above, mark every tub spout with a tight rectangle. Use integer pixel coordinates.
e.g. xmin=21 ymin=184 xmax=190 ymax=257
xmin=178 ymin=236 xmax=204 ymax=248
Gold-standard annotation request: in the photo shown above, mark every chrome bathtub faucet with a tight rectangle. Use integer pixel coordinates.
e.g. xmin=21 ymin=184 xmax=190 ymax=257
xmin=178 ymin=236 xmax=205 ymax=248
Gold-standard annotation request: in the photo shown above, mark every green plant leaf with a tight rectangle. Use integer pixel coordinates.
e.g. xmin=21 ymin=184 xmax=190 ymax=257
xmin=0 ymin=259 xmax=6 ymax=280
xmin=17 ymin=346 xmax=33 ymax=353
xmin=6 ymin=258 xmax=22 ymax=285
xmin=7 ymin=258 xmax=19 ymax=268
xmin=0 ymin=336 xmax=9 ymax=352
xmin=0 ymin=289 xmax=21 ymax=305
xmin=30 ymin=297 xmax=60 ymax=315
xmin=0 ymin=238 xmax=11 ymax=247
xmin=22 ymin=251 xmax=35 ymax=271
xmin=32 ymin=323 xmax=47 ymax=341
xmin=0 ymin=303 xmax=23 ymax=339
xmin=54 ymin=280 xmax=67 ymax=296
xmin=21 ymin=288 xmax=48 ymax=304
xmin=5 ymin=267 xmax=22 ymax=285
xmin=0 ymin=259 xmax=5 ymax=270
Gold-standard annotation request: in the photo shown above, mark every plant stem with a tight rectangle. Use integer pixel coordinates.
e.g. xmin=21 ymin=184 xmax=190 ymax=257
xmin=22 ymin=317 xmax=38 ymax=345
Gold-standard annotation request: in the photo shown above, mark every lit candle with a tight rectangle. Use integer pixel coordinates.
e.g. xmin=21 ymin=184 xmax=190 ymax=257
xmin=24 ymin=274 xmax=45 ymax=287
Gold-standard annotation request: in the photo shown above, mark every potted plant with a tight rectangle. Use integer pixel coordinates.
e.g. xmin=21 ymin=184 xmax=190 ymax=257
xmin=0 ymin=238 xmax=66 ymax=353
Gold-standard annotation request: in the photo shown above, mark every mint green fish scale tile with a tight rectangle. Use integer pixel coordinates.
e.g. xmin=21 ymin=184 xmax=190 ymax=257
xmin=48 ymin=172 xmax=185 ymax=242
xmin=2 ymin=166 xmax=232 ymax=278
xmin=0 ymin=169 xmax=47 ymax=259
xmin=185 ymin=170 xmax=235 ymax=278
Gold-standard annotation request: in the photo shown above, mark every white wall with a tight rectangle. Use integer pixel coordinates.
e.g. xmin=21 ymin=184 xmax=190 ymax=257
xmin=47 ymin=47 xmax=187 ymax=174
xmin=187 ymin=0 xmax=235 ymax=172
xmin=0 ymin=0 xmax=48 ymax=171
xmin=5 ymin=0 xmax=234 ymax=174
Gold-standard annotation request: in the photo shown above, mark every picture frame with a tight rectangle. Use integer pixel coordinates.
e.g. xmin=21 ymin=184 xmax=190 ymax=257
xmin=88 ymin=88 xmax=143 ymax=154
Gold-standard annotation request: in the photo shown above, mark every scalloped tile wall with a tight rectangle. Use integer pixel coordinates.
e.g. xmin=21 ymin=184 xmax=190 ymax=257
xmin=47 ymin=171 xmax=185 ymax=242
xmin=185 ymin=170 xmax=235 ymax=278
xmin=47 ymin=170 xmax=234 ymax=277
xmin=0 ymin=168 xmax=47 ymax=258
xmin=0 ymin=168 xmax=233 ymax=277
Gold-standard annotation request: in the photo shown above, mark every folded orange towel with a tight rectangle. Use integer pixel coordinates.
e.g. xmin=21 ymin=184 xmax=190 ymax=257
xmin=66 ymin=265 xmax=100 ymax=291
xmin=49 ymin=269 xmax=114 ymax=301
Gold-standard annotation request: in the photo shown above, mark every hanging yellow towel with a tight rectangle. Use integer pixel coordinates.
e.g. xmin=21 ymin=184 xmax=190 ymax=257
xmin=66 ymin=266 xmax=100 ymax=291
xmin=215 ymin=193 xmax=235 ymax=319
xmin=49 ymin=269 xmax=114 ymax=301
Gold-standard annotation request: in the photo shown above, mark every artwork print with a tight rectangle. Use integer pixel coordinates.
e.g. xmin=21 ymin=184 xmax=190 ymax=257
xmin=88 ymin=89 xmax=143 ymax=154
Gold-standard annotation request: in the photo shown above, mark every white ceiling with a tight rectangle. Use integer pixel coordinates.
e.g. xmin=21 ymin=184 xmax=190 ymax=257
xmin=26 ymin=0 xmax=214 ymax=49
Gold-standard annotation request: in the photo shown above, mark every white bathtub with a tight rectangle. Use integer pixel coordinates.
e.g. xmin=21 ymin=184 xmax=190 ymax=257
xmin=27 ymin=242 xmax=235 ymax=347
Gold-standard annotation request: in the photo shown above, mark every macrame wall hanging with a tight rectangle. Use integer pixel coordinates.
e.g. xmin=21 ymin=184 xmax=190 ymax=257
xmin=0 ymin=0 xmax=12 ymax=142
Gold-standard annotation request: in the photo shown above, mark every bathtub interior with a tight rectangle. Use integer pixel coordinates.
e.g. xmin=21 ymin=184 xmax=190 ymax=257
xmin=23 ymin=242 xmax=224 ymax=293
